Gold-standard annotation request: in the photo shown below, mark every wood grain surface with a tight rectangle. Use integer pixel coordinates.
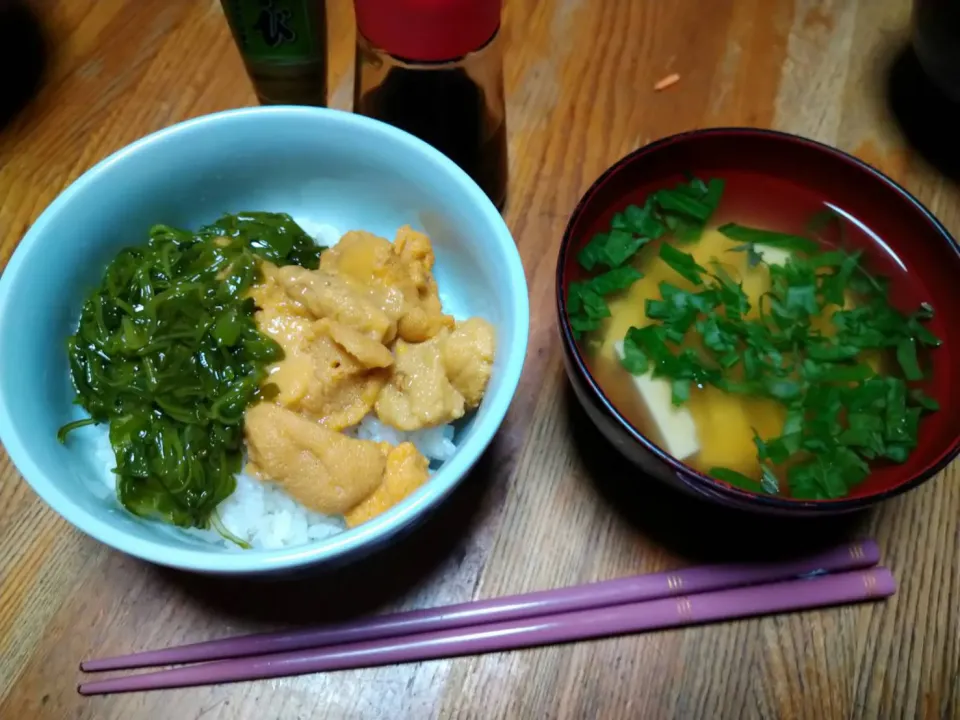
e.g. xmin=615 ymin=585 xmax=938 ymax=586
xmin=1 ymin=1 xmax=958 ymax=718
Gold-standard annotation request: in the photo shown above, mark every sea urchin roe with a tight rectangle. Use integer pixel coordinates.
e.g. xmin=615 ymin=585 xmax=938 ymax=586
xmin=245 ymin=225 xmax=497 ymax=524
xmin=244 ymin=403 xmax=388 ymax=516
xmin=343 ymin=442 xmax=431 ymax=527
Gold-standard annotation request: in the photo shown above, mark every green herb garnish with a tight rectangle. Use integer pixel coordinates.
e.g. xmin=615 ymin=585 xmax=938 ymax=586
xmin=658 ymin=244 xmax=707 ymax=286
xmin=709 ymin=467 xmax=764 ymax=493
xmin=567 ymin=177 xmax=725 ymax=335
xmin=571 ymin=176 xmax=942 ymax=500
xmin=59 ymin=212 xmax=323 ymax=531
xmin=718 ymin=223 xmax=821 ymax=255
xmin=567 ymin=267 xmax=643 ymax=334
xmin=639 ymin=224 xmax=939 ymax=498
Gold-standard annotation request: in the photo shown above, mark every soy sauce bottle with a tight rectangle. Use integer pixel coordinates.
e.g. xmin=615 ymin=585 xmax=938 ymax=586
xmin=353 ymin=0 xmax=508 ymax=210
xmin=220 ymin=0 xmax=327 ymax=106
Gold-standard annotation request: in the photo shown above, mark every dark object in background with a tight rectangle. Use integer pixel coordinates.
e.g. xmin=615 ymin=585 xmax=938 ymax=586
xmin=887 ymin=46 xmax=960 ymax=182
xmin=0 ymin=1 xmax=48 ymax=130
xmin=220 ymin=0 xmax=327 ymax=106
xmin=353 ymin=0 xmax=508 ymax=210
xmin=912 ymin=0 xmax=960 ymax=102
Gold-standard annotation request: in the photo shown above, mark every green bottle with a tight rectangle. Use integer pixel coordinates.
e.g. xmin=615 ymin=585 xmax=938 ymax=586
xmin=220 ymin=0 xmax=327 ymax=106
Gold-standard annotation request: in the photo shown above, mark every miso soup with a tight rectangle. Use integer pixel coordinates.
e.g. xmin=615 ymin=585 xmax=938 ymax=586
xmin=566 ymin=174 xmax=942 ymax=500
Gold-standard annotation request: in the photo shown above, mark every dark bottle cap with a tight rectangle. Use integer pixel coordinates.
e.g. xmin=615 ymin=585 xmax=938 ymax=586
xmin=354 ymin=0 xmax=500 ymax=62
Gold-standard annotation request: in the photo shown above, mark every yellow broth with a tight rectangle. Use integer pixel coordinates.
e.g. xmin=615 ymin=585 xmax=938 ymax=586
xmin=585 ymin=227 xmax=886 ymax=486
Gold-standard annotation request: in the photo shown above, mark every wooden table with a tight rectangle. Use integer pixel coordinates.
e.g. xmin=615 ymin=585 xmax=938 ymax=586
xmin=1 ymin=1 xmax=958 ymax=718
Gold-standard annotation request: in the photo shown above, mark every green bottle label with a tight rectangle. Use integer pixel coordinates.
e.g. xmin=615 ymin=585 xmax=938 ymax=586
xmin=222 ymin=0 xmax=320 ymax=63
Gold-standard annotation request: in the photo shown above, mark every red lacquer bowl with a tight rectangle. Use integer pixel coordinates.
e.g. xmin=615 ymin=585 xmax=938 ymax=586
xmin=556 ymin=128 xmax=960 ymax=516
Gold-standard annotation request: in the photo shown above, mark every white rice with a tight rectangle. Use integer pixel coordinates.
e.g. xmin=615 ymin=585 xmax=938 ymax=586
xmin=293 ymin=219 xmax=342 ymax=248
xmin=93 ymin=414 xmax=457 ymax=550
xmin=348 ymin=415 xmax=457 ymax=462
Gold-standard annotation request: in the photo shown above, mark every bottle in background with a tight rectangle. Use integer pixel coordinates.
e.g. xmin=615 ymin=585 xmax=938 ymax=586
xmin=353 ymin=0 xmax=508 ymax=210
xmin=220 ymin=0 xmax=327 ymax=106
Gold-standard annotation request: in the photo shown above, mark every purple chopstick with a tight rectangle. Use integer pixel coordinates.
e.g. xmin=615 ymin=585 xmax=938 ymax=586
xmin=81 ymin=540 xmax=877 ymax=672
xmin=78 ymin=567 xmax=895 ymax=695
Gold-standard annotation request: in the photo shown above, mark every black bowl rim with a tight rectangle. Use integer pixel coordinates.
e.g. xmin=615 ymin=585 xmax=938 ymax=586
xmin=555 ymin=126 xmax=960 ymax=512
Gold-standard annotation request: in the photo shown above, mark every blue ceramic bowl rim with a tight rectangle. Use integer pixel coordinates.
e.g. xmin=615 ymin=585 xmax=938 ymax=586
xmin=556 ymin=126 xmax=960 ymax=512
xmin=0 ymin=106 xmax=529 ymax=573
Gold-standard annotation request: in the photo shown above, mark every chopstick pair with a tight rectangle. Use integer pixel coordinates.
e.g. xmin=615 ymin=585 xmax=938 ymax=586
xmin=78 ymin=539 xmax=892 ymax=695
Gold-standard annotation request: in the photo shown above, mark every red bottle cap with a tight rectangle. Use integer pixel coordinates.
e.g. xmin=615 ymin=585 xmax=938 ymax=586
xmin=354 ymin=0 xmax=501 ymax=63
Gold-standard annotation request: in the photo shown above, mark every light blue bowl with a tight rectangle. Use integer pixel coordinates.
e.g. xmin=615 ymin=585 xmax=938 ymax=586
xmin=0 ymin=107 xmax=528 ymax=575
